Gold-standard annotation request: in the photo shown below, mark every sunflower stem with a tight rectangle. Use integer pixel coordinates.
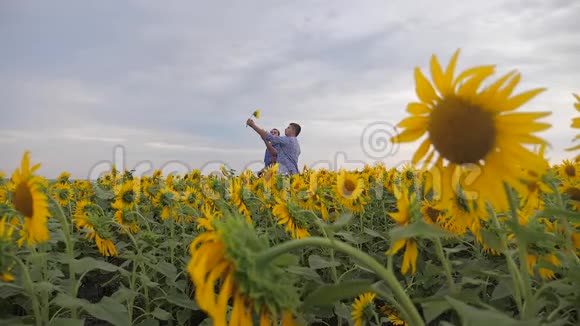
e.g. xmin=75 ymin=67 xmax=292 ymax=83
xmin=433 ymin=238 xmax=458 ymax=295
xmin=49 ymin=195 xmax=77 ymax=319
xmin=505 ymin=184 xmax=535 ymax=319
xmin=11 ymin=255 xmax=42 ymax=326
xmin=316 ymin=217 xmax=342 ymax=326
xmin=257 ymin=237 xmax=424 ymax=326
xmin=489 ymin=207 xmax=524 ymax=315
xmin=548 ymin=179 xmax=580 ymax=263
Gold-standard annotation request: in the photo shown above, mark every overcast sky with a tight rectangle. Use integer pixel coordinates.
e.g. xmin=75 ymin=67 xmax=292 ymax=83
xmin=1 ymin=0 xmax=579 ymax=179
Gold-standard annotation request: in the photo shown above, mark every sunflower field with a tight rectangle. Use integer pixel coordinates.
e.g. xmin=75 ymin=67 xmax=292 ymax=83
xmin=1 ymin=51 xmax=580 ymax=326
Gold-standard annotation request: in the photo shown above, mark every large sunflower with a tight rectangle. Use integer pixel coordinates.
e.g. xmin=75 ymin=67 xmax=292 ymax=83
xmin=187 ymin=216 xmax=300 ymax=326
xmin=11 ymin=152 xmax=50 ymax=246
xmin=391 ymin=49 xmax=551 ymax=212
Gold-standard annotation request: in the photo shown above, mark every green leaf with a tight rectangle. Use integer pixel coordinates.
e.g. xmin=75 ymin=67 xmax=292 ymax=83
xmin=150 ymin=261 xmax=177 ymax=281
xmin=152 ymin=307 xmax=172 ymax=321
xmin=308 ymin=254 xmax=341 ymax=270
xmin=302 ymin=280 xmax=373 ymax=308
xmin=110 ymin=287 xmax=138 ymax=303
xmin=34 ymin=281 xmax=58 ymax=294
xmin=272 ymin=253 xmax=300 ymax=267
xmin=445 ymin=296 xmax=539 ymax=326
xmin=363 ymin=227 xmax=386 ymax=239
xmin=326 ymin=213 xmax=354 ymax=231
xmin=48 ymin=318 xmax=84 ymax=326
xmin=165 ymin=291 xmax=198 ymax=310
xmin=460 ymin=277 xmax=491 ymax=287
xmin=491 ymin=279 xmax=513 ymax=301
xmin=542 ymin=207 xmax=580 ymax=223
xmin=390 ymin=220 xmax=455 ymax=243
xmin=177 ymin=309 xmax=193 ymax=325
xmin=333 ymin=302 xmax=351 ymax=320
xmin=421 ymin=299 xmax=451 ymax=324
xmin=286 ymin=266 xmax=323 ymax=284
xmin=480 ymin=229 xmax=504 ymax=252
xmin=136 ymin=318 xmax=159 ymax=326
xmin=335 ymin=231 xmax=371 ymax=244
xmin=84 ymin=296 xmax=130 ymax=326
xmin=70 ymin=257 xmax=119 ymax=275
xmin=0 ymin=284 xmax=23 ymax=298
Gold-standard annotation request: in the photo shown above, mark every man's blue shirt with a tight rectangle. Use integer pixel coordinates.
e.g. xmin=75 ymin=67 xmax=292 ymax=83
xmin=264 ymin=134 xmax=301 ymax=175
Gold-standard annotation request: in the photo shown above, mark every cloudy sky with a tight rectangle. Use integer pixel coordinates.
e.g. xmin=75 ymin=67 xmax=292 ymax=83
xmin=1 ymin=0 xmax=579 ymax=179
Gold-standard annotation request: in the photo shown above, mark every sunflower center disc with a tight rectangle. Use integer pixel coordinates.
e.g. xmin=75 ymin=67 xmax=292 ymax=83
xmin=565 ymin=165 xmax=576 ymax=177
xmin=428 ymin=97 xmax=496 ymax=164
xmin=14 ymin=182 xmax=34 ymax=217
xmin=343 ymin=179 xmax=356 ymax=196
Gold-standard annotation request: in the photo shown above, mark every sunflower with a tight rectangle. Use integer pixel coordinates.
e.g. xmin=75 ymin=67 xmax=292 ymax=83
xmin=187 ymin=216 xmax=300 ymax=326
xmin=0 ymin=218 xmax=16 ymax=282
xmin=272 ymin=196 xmax=310 ymax=239
xmin=559 ymin=178 xmax=580 ymax=211
xmin=155 ymin=187 xmax=178 ymax=220
xmin=557 ymin=159 xmax=579 ymax=181
xmin=421 ymin=200 xmax=441 ymax=225
xmin=51 ymin=182 xmax=74 ymax=207
xmin=112 ymin=180 xmax=139 ymax=211
xmin=228 ymin=178 xmax=252 ymax=224
xmin=336 ymin=170 xmax=366 ymax=213
xmin=351 ymin=292 xmax=376 ymax=326
xmin=391 ymin=49 xmax=551 ymax=212
xmin=11 ymin=152 xmax=50 ymax=246
xmin=253 ymin=109 xmax=261 ymax=119
xmin=566 ymin=94 xmax=580 ymax=152
xmin=73 ymin=200 xmax=118 ymax=257
xmin=526 ymin=253 xmax=561 ymax=280
xmin=387 ymin=187 xmax=418 ymax=275
xmin=380 ymin=306 xmax=408 ymax=326
xmin=57 ymin=172 xmax=71 ymax=184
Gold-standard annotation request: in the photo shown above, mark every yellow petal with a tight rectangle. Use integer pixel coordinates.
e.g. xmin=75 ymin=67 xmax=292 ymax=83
xmin=415 ymin=67 xmax=438 ymax=104
xmin=430 ymin=54 xmax=446 ymax=95
xmin=406 ymin=102 xmax=431 ymax=115
xmin=443 ymin=49 xmax=461 ymax=89
xmin=391 ymin=128 xmax=427 ymax=143
xmin=412 ymin=138 xmax=432 ymax=164
xmin=398 ymin=116 xmax=429 ymax=129
xmin=458 ymin=69 xmax=495 ymax=98
xmin=453 ymin=66 xmax=495 ymax=90
xmin=497 ymin=73 xmax=521 ymax=100
xmin=402 ymin=240 xmax=418 ymax=275
xmin=388 ymin=239 xmax=406 ymax=255
xmin=499 ymin=88 xmax=547 ymax=112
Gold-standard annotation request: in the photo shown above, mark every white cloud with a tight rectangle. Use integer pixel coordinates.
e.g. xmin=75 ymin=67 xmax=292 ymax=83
xmin=1 ymin=0 xmax=579 ymax=178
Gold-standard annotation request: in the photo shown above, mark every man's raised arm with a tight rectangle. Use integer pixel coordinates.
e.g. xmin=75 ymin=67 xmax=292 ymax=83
xmin=246 ymin=119 xmax=268 ymax=139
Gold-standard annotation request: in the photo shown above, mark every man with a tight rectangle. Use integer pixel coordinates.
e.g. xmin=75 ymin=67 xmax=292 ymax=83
xmin=258 ymin=128 xmax=280 ymax=177
xmin=247 ymin=119 xmax=301 ymax=176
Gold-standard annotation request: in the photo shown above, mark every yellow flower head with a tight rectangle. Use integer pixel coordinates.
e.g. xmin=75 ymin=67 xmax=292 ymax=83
xmin=187 ymin=216 xmax=300 ymax=325
xmin=387 ymin=186 xmax=419 ymax=275
xmin=351 ymin=292 xmax=376 ymax=326
xmin=272 ymin=196 xmax=310 ymax=239
xmin=11 ymin=152 xmax=50 ymax=246
xmin=0 ymin=218 xmax=17 ymax=282
xmin=253 ymin=109 xmax=261 ymax=119
xmin=391 ymin=49 xmax=551 ymax=212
